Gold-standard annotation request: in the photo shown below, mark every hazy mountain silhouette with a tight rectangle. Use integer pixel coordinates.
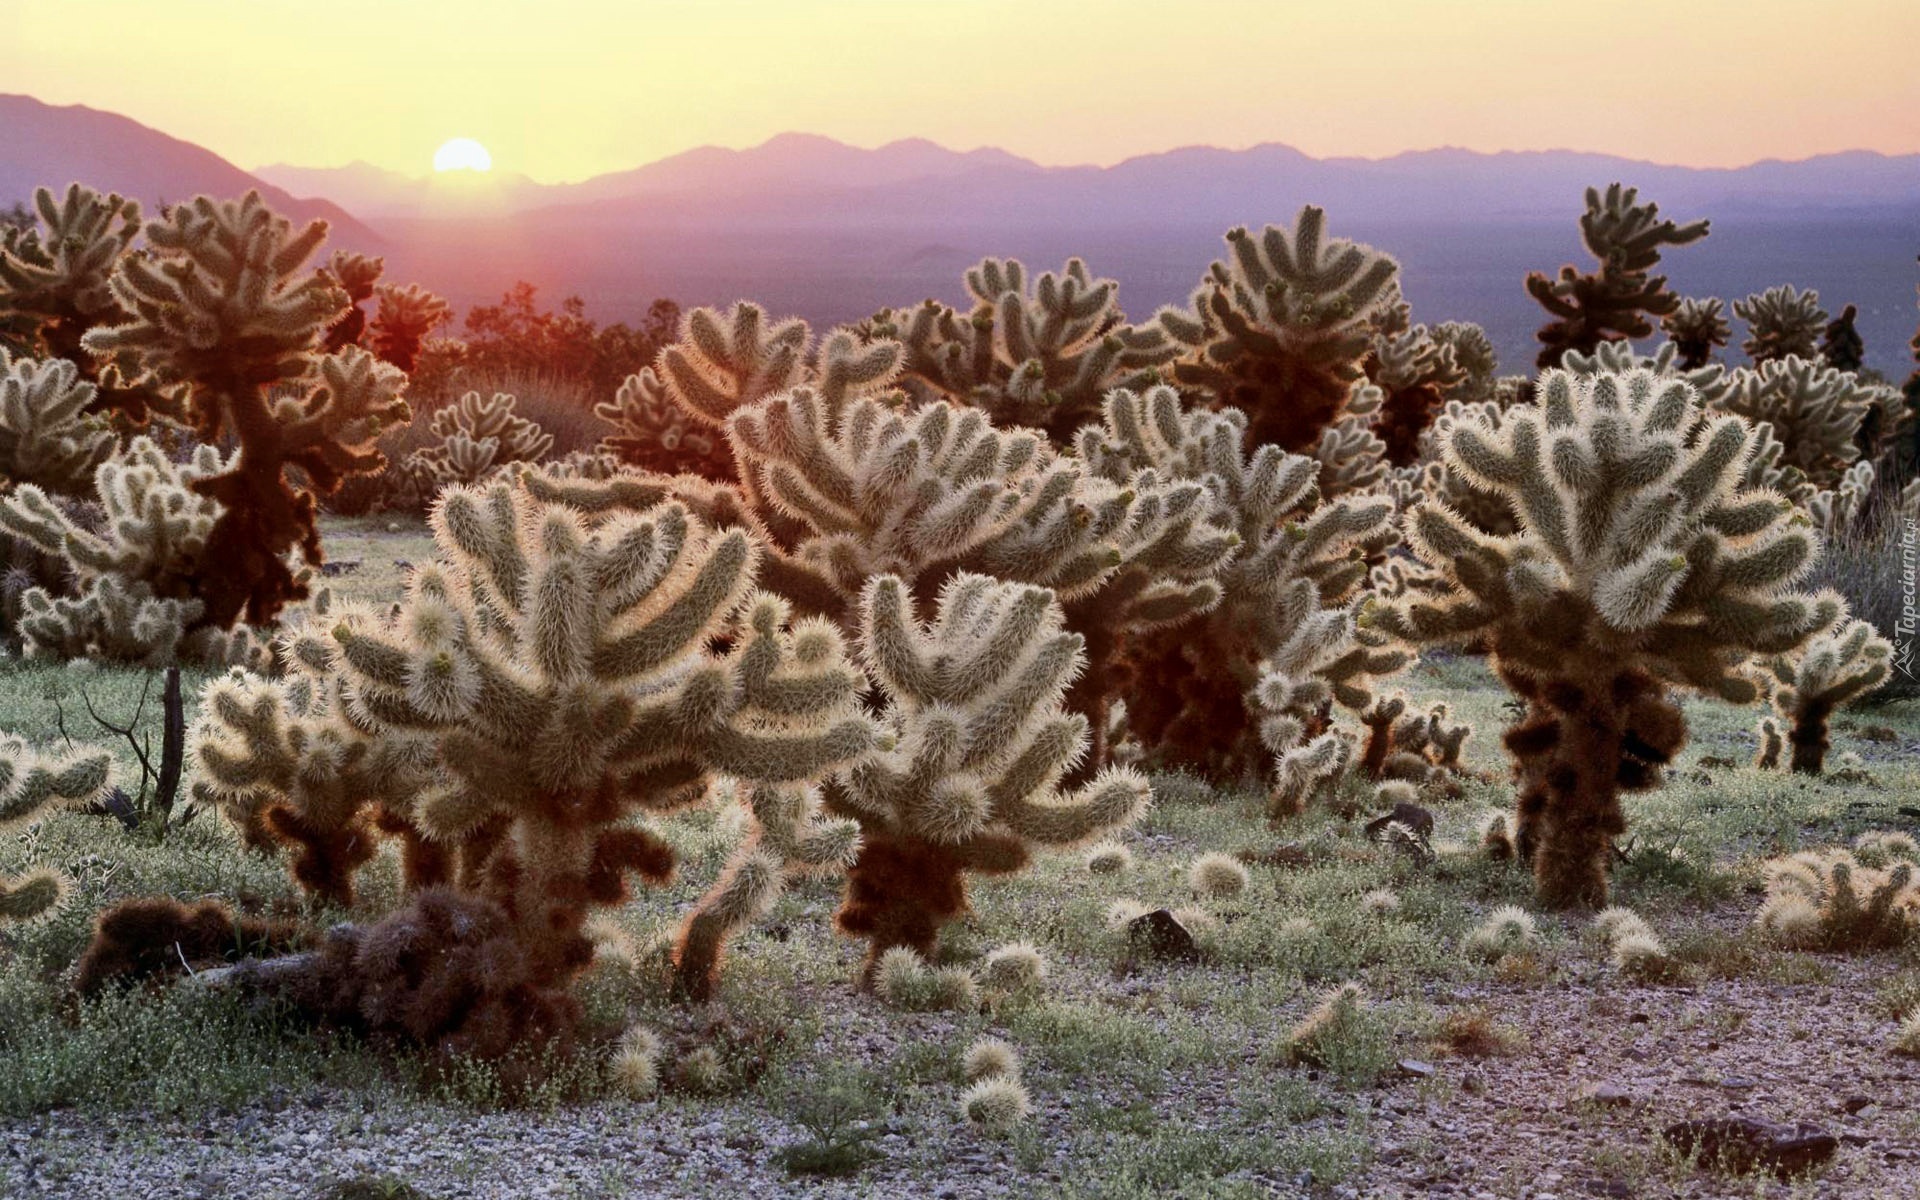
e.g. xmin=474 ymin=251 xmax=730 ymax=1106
xmin=7 ymin=97 xmax=1917 ymax=375
xmin=1 ymin=95 xmax=380 ymax=246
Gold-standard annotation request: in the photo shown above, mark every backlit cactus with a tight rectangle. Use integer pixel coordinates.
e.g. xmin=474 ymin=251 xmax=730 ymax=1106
xmin=0 ymin=735 xmax=112 ymax=925
xmin=1756 ymin=617 xmax=1892 ymax=774
xmin=1157 ymin=206 xmax=1400 ymax=453
xmin=368 ymin=282 xmax=451 ymax=373
xmin=1366 ymin=323 xmax=1468 ymax=467
xmin=81 ymin=192 xmax=410 ymax=627
xmin=1734 ymin=285 xmax=1826 ymax=363
xmin=161 ymin=477 xmax=871 ymax=1048
xmin=0 ymin=184 xmax=158 ymax=420
xmin=1662 ymin=297 xmax=1730 ymax=369
xmin=0 ymin=437 xmax=271 ymax=664
xmin=1710 ymin=356 xmax=1878 ymax=489
xmin=0 ymin=350 xmax=116 ymax=495
xmin=1525 ymin=184 xmax=1708 ymax=369
xmin=1757 ymin=847 xmax=1918 ymax=951
xmin=876 ymin=256 xmax=1176 ymax=442
xmin=1374 ymin=368 xmax=1842 ymax=907
xmin=1081 ymin=385 xmax=1405 ymax=780
xmin=599 ymin=302 xmax=899 ymax=481
xmin=831 ymin=573 xmax=1150 ymax=977
xmin=406 ymin=390 xmax=554 ymax=487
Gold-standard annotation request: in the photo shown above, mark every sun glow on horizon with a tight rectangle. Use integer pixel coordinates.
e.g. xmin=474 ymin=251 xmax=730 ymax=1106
xmin=432 ymin=138 xmax=492 ymax=173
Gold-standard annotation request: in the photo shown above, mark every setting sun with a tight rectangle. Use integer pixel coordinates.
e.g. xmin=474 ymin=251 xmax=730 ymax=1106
xmin=431 ymin=137 xmax=491 ymax=173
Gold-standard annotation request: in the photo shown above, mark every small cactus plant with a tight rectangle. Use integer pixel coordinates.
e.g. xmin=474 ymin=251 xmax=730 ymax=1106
xmin=1756 ymin=618 xmax=1893 ymax=775
xmin=832 ymin=574 xmax=1150 ymax=978
xmin=0 ymin=735 xmax=113 ymax=924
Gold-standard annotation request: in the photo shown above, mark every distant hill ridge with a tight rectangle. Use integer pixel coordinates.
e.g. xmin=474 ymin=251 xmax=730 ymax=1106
xmin=0 ymin=95 xmax=380 ymax=246
xmin=7 ymin=93 xmax=1917 ymax=376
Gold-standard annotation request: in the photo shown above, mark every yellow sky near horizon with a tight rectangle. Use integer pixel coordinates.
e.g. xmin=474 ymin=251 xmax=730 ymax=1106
xmin=8 ymin=0 xmax=1919 ymax=182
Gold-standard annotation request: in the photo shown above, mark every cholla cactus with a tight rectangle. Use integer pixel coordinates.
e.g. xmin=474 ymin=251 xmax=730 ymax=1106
xmin=1373 ymin=368 xmax=1842 ymax=907
xmin=1283 ymin=981 xmax=1371 ymax=1067
xmin=1266 ymin=729 xmax=1354 ymax=818
xmin=1156 ymin=206 xmax=1400 ymax=453
xmin=1710 ymin=356 xmax=1878 ymax=489
xmin=832 ymin=574 xmax=1150 ymax=977
xmin=1429 ymin=322 xmax=1499 ymax=405
xmin=733 ymin=387 xmax=1233 ymax=770
xmin=1081 ymin=385 xmax=1405 ymax=780
xmin=1820 ymin=304 xmax=1865 ymax=373
xmin=407 ymin=391 xmax=553 ymax=487
xmin=157 ymin=479 xmax=872 ymax=1049
xmin=1367 ymin=324 xmax=1467 ymax=466
xmin=599 ymin=302 xmax=898 ymax=483
xmin=0 ymin=735 xmax=112 ymax=924
xmin=0 ymin=350 xmax=116 ymax=494
xmin=671 ymin=600 xmax=870 ymax=1000
xmin=1756 ymin=848 xmax=1917 ymax=951
xmin=368 ymin=283 xmax=450 ymax=373
xmin=0 ymin=184 xmax=158 ymax=420
xmin=876 ymin=256 xmax=1176 ymax=442
xmin=1755 ymin=716 xmax=1786 ymax=770
xmin=1734 ymin=285 xmax=1826 ymax=363
xmin=1756 ymin=617 xmax=1893 ymax=774
xmin=320 ymin=251 xmax=384 ymax=351
xmin=592 ymin=366 xmax=735 ymax=481
xmin=1525 ymin=184 xmax=1708 ymax=369
xmin=0 ymin=437 xmax=271 ymax=664
xmin=81 ymin=193 xmax=409 ymax=627
xmin=1662 ymin=297 xmax=1730 ymax=369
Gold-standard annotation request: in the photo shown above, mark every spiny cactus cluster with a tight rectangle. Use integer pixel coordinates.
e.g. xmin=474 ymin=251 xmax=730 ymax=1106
xmin=0 ymin=437 xmax=274 ymax=665
xmin=1734 ymin=285 xmax=1827 ymax=363
xmin=131 ymin=479 xmax=871 ymax=1051
xmin=1662 ymin=297 xmax=1731 ymax=369
xmin=0 ymin=735 xmax=113 ymax=924
xmin=406 ymin=390 xmax=554 ymax=488
xmin=0 ymin=184 xmax=159 ymax=420
xmin=1375 ymin=368 xmax=1842 ymax=907
xmin=1080 ymin=384 xmax=1405 ymax=782
xmin=0 ymin=349 xmax=116 ymax=495
xmin=1756 ymin=842 xmax=1918 ymax=951
xmin=832 ymin=573 xmax=1149 ymax=975
xmin=77 ymin=193 xmax=411 ymax=628
xmin=1755 ymin=617 xmax=1893 ymax=774
xmin=1525 ymin=184 xmax=1709 ymax=369
xmin=874 ymin=257 xmax=1177 ymax=442
xmin=1710 ymin=356 xmax=1878 ymax=489
xmin=1157 ymin=206 xmax=1401 ymax=453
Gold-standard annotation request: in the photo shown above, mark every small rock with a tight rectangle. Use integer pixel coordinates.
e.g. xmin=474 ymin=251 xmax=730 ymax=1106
xmin=1127 ymin=909 xmax=1199 ymax=961
xmin=319 ymin=559 xmax=362 ymax=577
xmin=1839 ymin=1095 xmax=1875 ymax=1115
xmin=1396 ymin=1059 xmax=1436 ymax=1079
xmin=1572 ymin=1082 xmax=1638 ymax=1109
xmin=1662 ymin=1116 xmax=1838 ymax=1178
xmin=1718 ymin=1076 xmax=1756 ymax=1091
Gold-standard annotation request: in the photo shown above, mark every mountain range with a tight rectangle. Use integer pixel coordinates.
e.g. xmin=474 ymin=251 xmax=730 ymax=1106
xmin=6 ymin=93 xmax=1918 ymax=376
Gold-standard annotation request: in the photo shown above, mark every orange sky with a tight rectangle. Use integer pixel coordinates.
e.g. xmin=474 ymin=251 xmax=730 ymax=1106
xmin=9 ymin=0 xmax=1919 ymax=181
